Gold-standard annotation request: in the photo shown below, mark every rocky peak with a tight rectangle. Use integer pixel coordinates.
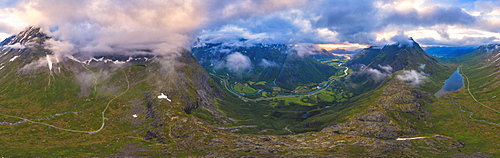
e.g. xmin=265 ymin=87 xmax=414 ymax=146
xmin=0 ymin=26 xmax=48 ymax=46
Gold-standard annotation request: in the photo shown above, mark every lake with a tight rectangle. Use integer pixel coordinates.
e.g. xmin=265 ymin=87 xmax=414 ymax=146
xmin=435 ymin=68 xmax=464 ymax=98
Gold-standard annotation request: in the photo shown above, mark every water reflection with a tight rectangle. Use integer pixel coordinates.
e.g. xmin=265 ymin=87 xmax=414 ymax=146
xmin=435 ymin=68 xmax=464 ymax=98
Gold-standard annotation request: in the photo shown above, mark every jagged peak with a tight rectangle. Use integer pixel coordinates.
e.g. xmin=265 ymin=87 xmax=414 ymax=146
xmin=1 ymin=26 xmax=48 ymax=46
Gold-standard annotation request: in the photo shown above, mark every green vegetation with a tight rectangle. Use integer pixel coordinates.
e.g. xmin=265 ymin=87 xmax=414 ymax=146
xmin=233 ymin=83 xmax=258 ymax=94
xmin=2 ymin=28 xmax=500 ymax=157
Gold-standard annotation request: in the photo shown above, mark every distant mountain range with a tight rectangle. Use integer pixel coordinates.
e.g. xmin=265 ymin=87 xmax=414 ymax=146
xmin=424 ymin=46 xmax=476 ymax=58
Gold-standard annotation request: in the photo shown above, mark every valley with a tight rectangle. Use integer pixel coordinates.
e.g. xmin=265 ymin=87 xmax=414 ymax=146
xmin=212 ymin=60 xmax=349 ymax=101
xmin=0 ymin=27 xmax=499 ymax=157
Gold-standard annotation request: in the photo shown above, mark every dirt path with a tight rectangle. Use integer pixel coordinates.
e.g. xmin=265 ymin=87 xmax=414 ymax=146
xmin=0 ymin=70 xmax=130 ymax=134
xmin=460 ymin=68 xmax=500 ymax=114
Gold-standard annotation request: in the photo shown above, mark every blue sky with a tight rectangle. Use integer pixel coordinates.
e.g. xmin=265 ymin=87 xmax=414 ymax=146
xmin=1 ymin=0 xmax=500 ymax=52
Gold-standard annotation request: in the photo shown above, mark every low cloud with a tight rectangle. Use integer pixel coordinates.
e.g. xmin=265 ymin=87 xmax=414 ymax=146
xmin=2 ymin=0 xmax=308 ymax=61
xmin=1 ymin=0 xmax=500 ymax=57
xmin=215 ymin=52 xmax=252 ymax=74
xmin=419 ymin=64 xmax=426 ymax=70
xmin=362 ymin=65 xmax=393 ymax=81
xmin=289 ymin=44 xmax=322 ymax=57
xmin=258 ymin=59 xmax=278 ymax=67
xmin=397 ymin=69 xmax=428 ymax=86
xmin=365 ymin=68 xmax=390 ymax=81
xmin=378 ymin=64 xmax=393 ymax=73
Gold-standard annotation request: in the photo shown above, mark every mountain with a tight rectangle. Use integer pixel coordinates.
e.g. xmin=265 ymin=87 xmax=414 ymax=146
xmin=191 ymin=42 xmax=340 ymax=91
xmin=0 ymin=27 xmax=235 ymax=156
xmin=0 ymin=28 xmax=497 ymax=157
xmin=347 ymin=38 xmax=441 ymax=73
xmin=344 ymin=38 xmax=449 ymax=94
xmin=424 ymin=46 xmax=476 ymax=58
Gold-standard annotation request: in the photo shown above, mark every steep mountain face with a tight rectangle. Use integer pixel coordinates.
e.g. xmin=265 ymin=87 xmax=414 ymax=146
xmin=0 ymin=27 xmax=234 ymax=156
xmin=347 ymin=39 xmax=441 ymax=73
xmin=0 ymin=27 xmax=224 ymax=117
xmin=344 ymin=39 xmax=446 ymax=93
xmin=191 ymin=43 xmax=338 ymax=90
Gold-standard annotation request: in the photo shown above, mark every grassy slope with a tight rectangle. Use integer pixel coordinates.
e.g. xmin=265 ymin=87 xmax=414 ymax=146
xmin=413 ymin=47 xmax=500 ymax=156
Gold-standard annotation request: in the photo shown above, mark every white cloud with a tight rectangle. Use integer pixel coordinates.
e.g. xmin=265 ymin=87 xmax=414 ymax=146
xmin=365 ymin=68 xmax=390 ymax=81
xmin=419 ymin=64 xmax=426 ymax=70
xmin=215 ymin=52 xmax=252 ymax=74
xmin=397 ymin=69 xmax=428 ymax=86
xmin=378 ymin=64 xmax=393 ymax=73
xmin=1 ymin=0 xmax=500 ymax=52
xmin=258 ymin=59 xmax=278 ymax=67
xmin=289 ymin=43 xmax=322 ymax=57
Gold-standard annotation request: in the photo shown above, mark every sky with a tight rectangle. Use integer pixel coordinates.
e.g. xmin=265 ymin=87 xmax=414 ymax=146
xmin=1 ymin=0 xmax=500 ymax=56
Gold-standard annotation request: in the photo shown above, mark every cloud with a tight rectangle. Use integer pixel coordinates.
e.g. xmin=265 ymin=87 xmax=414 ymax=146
xmin=0 ymin=0 xmax=209 ymax=60
xmin=0 ymin=0 xmax=309 ymax=60
xmin=397 ymin=69 xmax=428 ymax=86
xmin=378 ymin=64 xmax=393 ymax=73
xmin=419 ymin=64 xmax=426 ymax=70
xmin=389 ymin=31 xmax=415 ymax=47
xmin=1 ymin=0 xmax=500 ymax=53
xmin=258 ymin=59 xmax=278 ymax=67
xmin=289 ymin=43 xmax=322 ymax=57
xmin=382 ymin=5 xmax=477 ymax=27
xmin=215 ymin=52 xmax=252 ymax=74
xmin=365 ymin=68 xmax=390 ymax=81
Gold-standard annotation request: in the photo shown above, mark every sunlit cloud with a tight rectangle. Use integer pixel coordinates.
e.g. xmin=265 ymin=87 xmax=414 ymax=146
xmin=317 ymin=43 xmax=369 ymax=51
xmin=0 ymin=0 xmax=500 ymax=50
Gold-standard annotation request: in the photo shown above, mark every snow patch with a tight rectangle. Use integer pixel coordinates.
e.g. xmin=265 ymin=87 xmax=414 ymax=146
xmin=67 ymin=55 xmax=83 ymax=63
xmin=9 ymin=56 xmax=19 ymax=62
xmin=396 ymin=137 xmax=427 ymax=141
xmin=46 ymin=55 xmax=53 ymax=71
xmin=132 ymin=114 xmax=138 ymax=118
xmin=158 ymin=93 xmax=172 ymax=102
xmin=4 ymin=43 xmax=26 ymax=49
xmin=0 ymin=66 xmax=4 ymax=70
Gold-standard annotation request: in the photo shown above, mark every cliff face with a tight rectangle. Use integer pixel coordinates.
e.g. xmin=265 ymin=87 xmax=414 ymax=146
xmin=347 ymin=39 xmax=441 ymax=74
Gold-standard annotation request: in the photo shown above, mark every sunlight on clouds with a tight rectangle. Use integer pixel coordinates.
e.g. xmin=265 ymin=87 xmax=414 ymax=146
xmin=317 ymin=43 xmax=369 ymax=51
xmin=0 ymin=7 xmax=29 ymax=33
xmin=0 ymin=33 xmax=10 ymax=40
xmin=377 ymin=0 xmax=426 ymax=12
xmin=315 ymin=28 xmax=339 ymax=43
xmin=0 ymin=0 xmax=500 ymax=49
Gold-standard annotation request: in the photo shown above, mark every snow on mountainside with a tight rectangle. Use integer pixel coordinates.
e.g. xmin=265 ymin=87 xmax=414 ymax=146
xmin=482 ymin=44 xmax=500 ymax=67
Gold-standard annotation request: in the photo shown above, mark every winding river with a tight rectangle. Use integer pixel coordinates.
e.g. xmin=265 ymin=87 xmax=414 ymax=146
xmin=212 ymin=65 xmax=349 ymax=101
